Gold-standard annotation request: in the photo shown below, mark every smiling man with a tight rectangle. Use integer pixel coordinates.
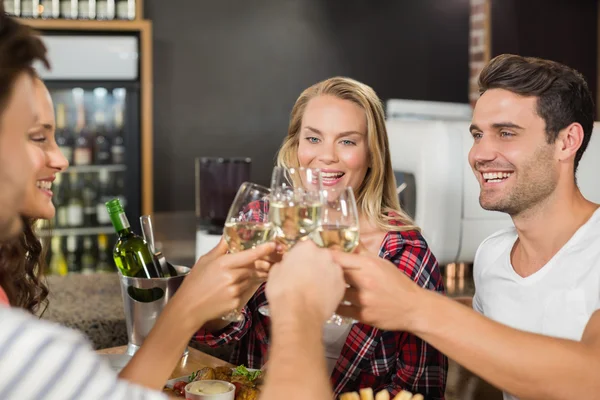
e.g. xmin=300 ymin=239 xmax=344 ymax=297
xmin=469 ymin=54 xmax=600 ymax=347
xmin=326 ymin=54 xmax=600 ymax=400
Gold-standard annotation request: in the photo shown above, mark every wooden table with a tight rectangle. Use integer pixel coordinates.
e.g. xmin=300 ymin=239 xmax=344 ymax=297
xmin=98 ymin=346 xmax=233 ymax=398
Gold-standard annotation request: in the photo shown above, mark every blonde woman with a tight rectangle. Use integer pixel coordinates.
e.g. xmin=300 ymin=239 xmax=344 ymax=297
xmin=197 ymin=77 xmax=447 ymax=398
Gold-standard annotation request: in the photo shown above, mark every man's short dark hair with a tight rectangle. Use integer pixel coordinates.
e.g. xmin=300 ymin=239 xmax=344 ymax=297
xmin=478 ymin=54 xmax=594 ymax=173
xmin=0 ymin=7 xmax=50 ymax=119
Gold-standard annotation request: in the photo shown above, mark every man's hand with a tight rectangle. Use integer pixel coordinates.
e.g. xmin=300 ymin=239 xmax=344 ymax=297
xmin=266 ymin=240 xmax=345 ymax=324
xmin=333 ymin=243 xmax=424 ymax=332
xmin=175 ymin=239 xmax=276 ymax=326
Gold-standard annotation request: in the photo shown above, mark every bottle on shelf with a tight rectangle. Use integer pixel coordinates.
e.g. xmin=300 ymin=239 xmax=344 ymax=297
xmin=55 ymin=103 xmax=74 ymax=166
xmin=96 ymin=234 xmax=114 ymax=273
xmin=114 ymin=171 xmax=126 ymax=205
xmin=106 ymin=198 xmax=163 ymax=278
xmin=20 ymin=0 xmax=40 ymax=18
xmin=49 ymin=236 xmax=68 ymax=276
xmin=94 ymin=110 xmax=112 ymax=165
xmin=115 ymin=0 xmax=134 ymax=20
xmin=73 ymin=90 xmax=91 ymax=166
xmin=52 ymin=172 xmax=69 ymax=229
xmin=73 ymin=128 xmax=93 ymax=166
xmin=40 ymin=0 xmax=60 ymax=18
xmin=59 ymin=0 xmax=77 ymax=19
xmin=81 ymin=236 xmax=96 ymax=274
xmin=96 ymin=0 xmax=114 ymax=20
xmin=78 ymin=0 xmax=96 ymax=19
xmin=65 ymin=235 xmax=80 ymax=273
xmin=82 ymin=173 xmax=98 ymax=226
xmin=111 ymin=108 xmax=125 ymax=164
xmin=67 ymin=172 xmax=84 ymax=228
xmin=3 ymin=0 xmax=21 ymax=16
xmin=96 ymin=169 xmax=113 ymax=226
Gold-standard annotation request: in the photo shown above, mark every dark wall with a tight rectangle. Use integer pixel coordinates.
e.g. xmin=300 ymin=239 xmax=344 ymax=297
xmin=146 ymin=0 xmax=470 ymax=212
xmin=491 ymin=0 xmax=598 ymax=105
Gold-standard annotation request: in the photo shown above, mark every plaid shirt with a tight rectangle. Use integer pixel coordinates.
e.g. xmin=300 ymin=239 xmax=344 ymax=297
xmin=195 ymin=205 xmax=447 ymax=399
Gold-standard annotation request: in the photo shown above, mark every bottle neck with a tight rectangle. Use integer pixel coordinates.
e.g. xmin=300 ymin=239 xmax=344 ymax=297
xmin=110 ymin=210 xmax=131 ymax=235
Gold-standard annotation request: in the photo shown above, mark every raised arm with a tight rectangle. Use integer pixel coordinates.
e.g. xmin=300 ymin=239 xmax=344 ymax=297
xmin=334 ymin=249 xmax=600 ymax=400
xmin=119 ymin=240 xmax=275 ymax=391
xmin=261 ymin=241 xmax=346 ymax=400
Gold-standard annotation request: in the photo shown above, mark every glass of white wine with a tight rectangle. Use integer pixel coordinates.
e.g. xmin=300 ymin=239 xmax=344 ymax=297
xmin=315 ymin=187 xmax=360 ymax=252
xmin=315 ymin=187 xmax=360 ymax=326
xmin=222 ymin=182 xmax=272 ymax=322
xmin=269 ymin=166 xmax=324 ymax=248
xmin=258 ymin=166 xmax=323 ymax=317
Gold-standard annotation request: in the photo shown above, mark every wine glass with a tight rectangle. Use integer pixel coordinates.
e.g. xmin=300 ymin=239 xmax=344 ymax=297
xmin=258 ymin=166 xmax=323 ymax=317
xmin=222 ymin=182 xmax=272 ymax=322
xmin=269 ymin=166 xmax=323 ymax=248
xmin=315 ymin=187 xmax=359 ymax=326
xmin=315 ymin=187 xmax=360 ymax=253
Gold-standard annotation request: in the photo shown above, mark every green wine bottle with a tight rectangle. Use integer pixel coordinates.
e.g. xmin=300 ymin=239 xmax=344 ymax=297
xmin=105 ymin=198 xmax=163 ymax=278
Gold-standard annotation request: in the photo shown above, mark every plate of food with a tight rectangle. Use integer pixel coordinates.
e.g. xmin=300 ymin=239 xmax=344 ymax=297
xmin=165 ymin=365 xmax=263 ymax=400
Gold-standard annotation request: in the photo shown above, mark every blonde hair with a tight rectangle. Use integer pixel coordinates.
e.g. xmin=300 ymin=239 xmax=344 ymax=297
xmin=276 ymin=76 xmax=418 ymax=232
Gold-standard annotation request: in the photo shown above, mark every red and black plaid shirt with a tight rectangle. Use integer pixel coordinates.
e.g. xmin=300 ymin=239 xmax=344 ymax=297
xmin=195 ymin=205 xmax=447 ymax=398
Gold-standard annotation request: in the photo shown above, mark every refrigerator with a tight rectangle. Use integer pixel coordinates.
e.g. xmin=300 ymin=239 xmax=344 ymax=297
xmin=35 ymin=34 xmax=144 ymax=275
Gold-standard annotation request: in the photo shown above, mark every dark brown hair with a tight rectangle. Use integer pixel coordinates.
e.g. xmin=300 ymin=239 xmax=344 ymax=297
xmin=478 ymin=54 xmax=594 ymax=173
xmin=0 ymin=10 xmax=51 ymax=312
xmin=0 ymin=7 xmax=50 ymax=114
xmin=0 ymin=218 xmax=49 ymax=313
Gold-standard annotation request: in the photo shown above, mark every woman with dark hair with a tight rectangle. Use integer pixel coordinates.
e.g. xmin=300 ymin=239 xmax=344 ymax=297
xmin=0 ymin=11 xmax=276 ymax=399
xmin=0 ymin=77 xmax=68 ymax=314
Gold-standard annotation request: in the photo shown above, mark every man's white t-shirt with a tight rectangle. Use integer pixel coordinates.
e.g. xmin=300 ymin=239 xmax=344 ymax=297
xmin=472 ymin=208 xmax=600 ymax=400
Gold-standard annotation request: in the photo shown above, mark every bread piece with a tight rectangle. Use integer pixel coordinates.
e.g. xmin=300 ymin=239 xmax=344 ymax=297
xmin=411 ymin=395 xmax=424 ymax=400
xmin=392 ymin=390 xmax=413 ymax=400
xmin=375 ymin=389 xmax=391 ymax=400
xmin=340 ymin=392 xmax=361 ymax=400
xmin=359 ymin=388 xmax=374 ymax=400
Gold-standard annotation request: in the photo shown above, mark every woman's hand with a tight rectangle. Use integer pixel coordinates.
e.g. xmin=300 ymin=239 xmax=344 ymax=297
xmin=174 ymin=239 xmax=276 ymax=326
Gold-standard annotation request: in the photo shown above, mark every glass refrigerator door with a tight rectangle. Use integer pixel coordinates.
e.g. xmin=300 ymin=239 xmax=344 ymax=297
xmin=42 ymin=83 xmax=141 ymax=275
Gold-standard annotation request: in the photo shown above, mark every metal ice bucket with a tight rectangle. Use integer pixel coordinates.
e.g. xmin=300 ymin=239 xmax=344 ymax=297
xmin=118 ymin=265 xmax=190 ymax=356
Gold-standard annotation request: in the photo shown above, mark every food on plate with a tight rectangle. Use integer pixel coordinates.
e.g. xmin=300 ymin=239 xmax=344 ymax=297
xmin=375 ymin=389 xmax=390 ymax=400
xmin=187 ymin=380 xmax=233 ymax=395
xmin=232 ymin=365 xmax=263 ymax=384
xmin=339 ymin=389 xmax=423 ymax=400
xmin=234 ymin=385 xmax=260 ymax=400
xmin=169 ymin=365 xmax=262 ymax=399
xmin=339 ymin=392 xmax=360 ymax=400
xmin=359 ymin=388 xmax=374 ymax=400
xmin=215 ymin=366 xmax=233 ymax=381
xmin=394 ymin=390 xmax=414 ymax=400
xmin=194 ymin=367 xmax=216 ymax=381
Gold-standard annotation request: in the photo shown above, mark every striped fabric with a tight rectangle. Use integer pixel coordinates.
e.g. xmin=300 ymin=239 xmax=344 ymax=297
xmin=0 ymin=305 xmax=166 ymax=400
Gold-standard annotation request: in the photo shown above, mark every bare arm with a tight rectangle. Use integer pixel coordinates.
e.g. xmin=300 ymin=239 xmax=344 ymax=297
xmin=261 ymin=241 xmax=344 ymax=400
xmin=261 ymin=306 xmax=333 ymax=400
xmin=202 ymin=255 xmax=281 ymax=333
xmin=415 ymin=291 xmax=600 ymax=400
xmin=200 ymin=282 xmax=261 ymax=332
xmin=118 ymin=294 xmax=204 ymax=390
xmin=334 ymin=249 xmax=600 ymax=400
xmin=119 ymin=241 xmax=274 ymax=390
xmin=453 ymin=296 xmax=473 ymax=308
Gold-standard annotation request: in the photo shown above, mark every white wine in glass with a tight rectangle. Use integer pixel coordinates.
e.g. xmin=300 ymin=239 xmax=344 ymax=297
xmin=314 ymin=187 xmax=360 ymax=326
xmin=222 ymin=182 xmax=271 ymax=322
xmin=258 ymin=167 xmax=323 ymax=318
xmin=269 ymin=166 xmax=323 ymax=247
xmin=224 ymin=221 xmax=272 ymax=252
xmin=314 ymin=187 xmax=360 ymax=253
